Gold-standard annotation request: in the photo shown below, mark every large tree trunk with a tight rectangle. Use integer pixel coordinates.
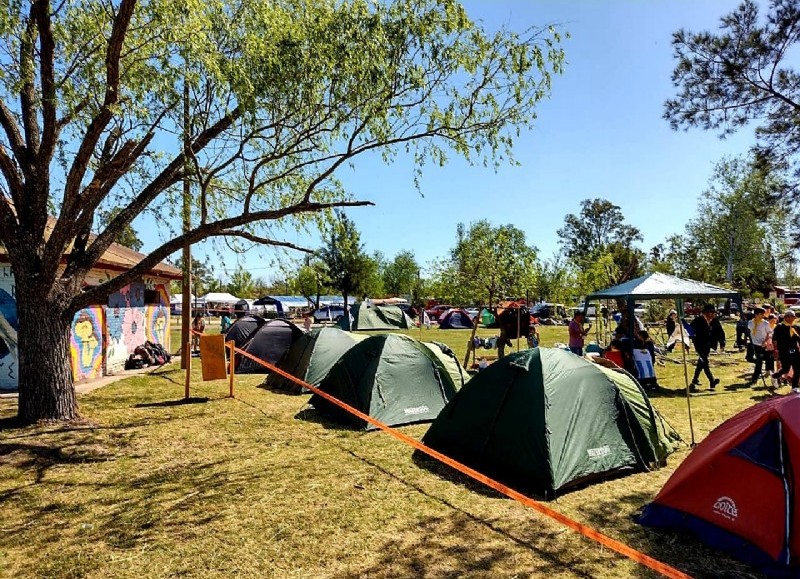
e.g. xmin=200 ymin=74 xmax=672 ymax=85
xmin=16 ymin=293 xmax=78 ymax=423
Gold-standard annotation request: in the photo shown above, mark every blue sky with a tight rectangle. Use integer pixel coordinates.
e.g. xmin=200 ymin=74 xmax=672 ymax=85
xmin=153 ymin=0 xmax=759 ymax=283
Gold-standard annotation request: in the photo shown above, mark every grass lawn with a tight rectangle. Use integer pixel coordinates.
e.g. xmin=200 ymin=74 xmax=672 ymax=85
xmin=0 ymin=321 xmax=772 ymax=578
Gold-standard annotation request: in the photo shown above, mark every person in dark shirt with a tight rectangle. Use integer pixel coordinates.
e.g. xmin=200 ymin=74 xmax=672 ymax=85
xmin=689 ymin=304 xmax=720 ymax=392
xmin=771 ymin=310 xmax=800 ymax=392
xmin=664 ymin=310 xmax=677 ymax=352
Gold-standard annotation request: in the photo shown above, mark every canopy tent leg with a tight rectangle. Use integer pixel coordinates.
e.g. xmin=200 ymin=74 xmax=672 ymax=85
xmin=678 ymin=299 xmax=696 ymax=447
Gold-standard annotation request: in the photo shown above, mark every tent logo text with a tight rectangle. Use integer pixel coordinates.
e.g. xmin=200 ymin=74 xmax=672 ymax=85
xmin=713 ymin=496 xmax=738 ymax=521
xmin=404 ymin=405 xmax=430 ymax=416
xmin=587 ymin=445 xmax=611 ymax=459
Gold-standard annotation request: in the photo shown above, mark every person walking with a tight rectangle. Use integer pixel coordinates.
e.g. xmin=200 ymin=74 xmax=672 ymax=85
xmin=568 ymin=310 xmax=591 ymax=356
xmin=771 ymin=310 xmax=800 ymax=392
xmin=689 ymin=304 xmax=720 ymax=392
xmin=747 ymin=307 xmax=771 ymax=385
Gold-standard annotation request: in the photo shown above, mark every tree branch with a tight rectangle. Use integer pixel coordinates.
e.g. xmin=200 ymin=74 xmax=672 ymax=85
xmin=71 ymin=198 xmax=373 ymax=310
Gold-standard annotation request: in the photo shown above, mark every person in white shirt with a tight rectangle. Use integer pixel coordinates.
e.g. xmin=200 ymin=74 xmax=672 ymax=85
xmin=748 ymin=307 xmax=772 ymax=384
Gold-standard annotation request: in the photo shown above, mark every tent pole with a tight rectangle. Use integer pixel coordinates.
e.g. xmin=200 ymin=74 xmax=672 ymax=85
xmin=678 ymin=299 xmax=696 ymax=446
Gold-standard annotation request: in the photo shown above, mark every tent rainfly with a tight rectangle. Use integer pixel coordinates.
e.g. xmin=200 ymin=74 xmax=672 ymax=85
xmin=310 ymin=334 xmax=457 ymax=429
xmin=423 ymin=348 xmax=679 ymax=498
xmin=263 ymin=327 xmax=367 ymax=393
xmin=639 ymin=393 xmax=800 ymax=575
xmin=337 ymin=302 xmax=415 ymax=331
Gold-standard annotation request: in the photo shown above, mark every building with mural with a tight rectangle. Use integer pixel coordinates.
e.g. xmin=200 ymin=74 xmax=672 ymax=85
xmin=0 ymin=241 xmax=181 ymax=390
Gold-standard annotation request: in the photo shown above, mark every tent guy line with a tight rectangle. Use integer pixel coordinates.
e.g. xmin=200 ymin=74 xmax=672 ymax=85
xmin=225 ymin=345 xmax=694 ymax=579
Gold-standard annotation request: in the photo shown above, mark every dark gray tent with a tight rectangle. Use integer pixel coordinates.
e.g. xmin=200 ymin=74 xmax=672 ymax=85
xmin=225 ymin=314 xmax=266 ymax=349
xmin=584 ymin=272 xmax=740 ymax=445
xmin=236 ymin=319 xmax=304 ymax=373
xmin=252 ymin=296 xmax=286 ymax=318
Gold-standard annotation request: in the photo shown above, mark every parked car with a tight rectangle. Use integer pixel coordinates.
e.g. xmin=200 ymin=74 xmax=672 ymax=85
xmin=464 ymin=307 xmax=479 ymax=319
xmin=425 ymin=304 xmax=452 ymax=320
xmin=313 ymin=304 xmax=345 ymax=322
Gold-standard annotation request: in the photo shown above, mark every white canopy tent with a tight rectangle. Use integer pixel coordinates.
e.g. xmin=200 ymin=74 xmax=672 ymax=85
xmin=202 ymin=292 xmax=241 ymax=305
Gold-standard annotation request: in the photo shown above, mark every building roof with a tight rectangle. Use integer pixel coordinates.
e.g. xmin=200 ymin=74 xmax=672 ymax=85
xmin=0 ymin=217 xmax=182 ymax=281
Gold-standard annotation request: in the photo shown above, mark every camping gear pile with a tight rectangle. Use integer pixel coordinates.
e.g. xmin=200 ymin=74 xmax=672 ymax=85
xmin=125 ymin=340 xmax=172 ymax=369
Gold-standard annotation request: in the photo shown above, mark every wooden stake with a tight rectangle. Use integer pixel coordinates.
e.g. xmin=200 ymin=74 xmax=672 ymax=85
xmin=184 ymin=341 xmax=191 ymax=399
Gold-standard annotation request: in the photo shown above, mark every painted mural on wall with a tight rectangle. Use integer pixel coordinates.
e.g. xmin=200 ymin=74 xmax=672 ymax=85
xmin=0 ymin=270 xmax=172 ymax=386
xmin=71 ymin=307 xmax=104 ymax=381
xmin=0 ymin=266 xmax=17 ymax=389
xmin=104 ymin=283 xmax=170 ymax=373
xmin=109 ymin=281 xmax=145 ymax=308
xmin=146 ymin=304 xmax=170 ymax=349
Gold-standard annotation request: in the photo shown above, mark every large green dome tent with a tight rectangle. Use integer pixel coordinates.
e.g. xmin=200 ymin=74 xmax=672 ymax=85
xmin=310 ymin=334 xmax=457 ymax=430
xmin=423 ymin=348 xmax=678 ymax=497
xmin=337 ymin=301 xmax=415 ymax=331
xmin=263 ymin=327 xmax=367 ymax=393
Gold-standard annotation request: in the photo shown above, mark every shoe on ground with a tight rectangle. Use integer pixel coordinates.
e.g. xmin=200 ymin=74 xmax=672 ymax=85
xmin=710 ymin=378 xmax=720 ymax=390
xmin=689 ymin=382 xmax=700 ymax=392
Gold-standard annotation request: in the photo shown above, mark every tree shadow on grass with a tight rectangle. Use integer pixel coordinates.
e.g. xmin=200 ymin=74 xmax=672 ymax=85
xmin=133 ymin=397 xmax=209 ymax=408
xmin=293 ymin=406 xmax=364 ymax=431
xmin=332 ymin=449 xmax=602 ymax=579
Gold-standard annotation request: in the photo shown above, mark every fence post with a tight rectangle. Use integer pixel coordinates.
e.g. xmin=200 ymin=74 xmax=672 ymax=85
xmin=227 ymin=340 xmax=235 ymax=398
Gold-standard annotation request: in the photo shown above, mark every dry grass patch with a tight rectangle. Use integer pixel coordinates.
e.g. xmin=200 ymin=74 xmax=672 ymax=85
xmin=0 ymin=323 xmax=770 ymax=578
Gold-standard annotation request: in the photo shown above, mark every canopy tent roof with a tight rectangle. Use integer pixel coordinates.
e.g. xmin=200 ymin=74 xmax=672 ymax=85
xmin=202 ymin=292 xmax=241 ymax=304
xmin=585 ymin=272 xmax=739 ymax=302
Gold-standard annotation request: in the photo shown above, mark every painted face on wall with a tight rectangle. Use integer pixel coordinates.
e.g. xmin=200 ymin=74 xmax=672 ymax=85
xmin=74 ymin=316 xmax=99 ymax=368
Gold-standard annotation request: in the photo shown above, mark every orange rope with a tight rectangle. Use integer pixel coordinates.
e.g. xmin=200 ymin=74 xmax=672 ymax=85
xmin=219 ymin=342 xmax=692 ymax=579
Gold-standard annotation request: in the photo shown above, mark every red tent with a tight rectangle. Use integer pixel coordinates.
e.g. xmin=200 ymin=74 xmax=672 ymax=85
xmin=639 ymin=392 xmax=800 ymax=575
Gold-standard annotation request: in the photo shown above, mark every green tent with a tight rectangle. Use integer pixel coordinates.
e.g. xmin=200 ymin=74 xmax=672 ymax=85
xmin=263 ymin=327 xmax=366 ymax=393
xmin=310 ymin=334 xmax=457 ymax=430
xmin=593 ymin=364 xmax=681 ymax=465
xmin=337 ymin=302 xmax=415 ymax=331
xmin=423 ymin=348 xmax=675 ymax=497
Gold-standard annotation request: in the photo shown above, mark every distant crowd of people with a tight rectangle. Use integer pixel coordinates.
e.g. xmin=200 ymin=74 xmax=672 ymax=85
xmin=566 ymin=300 xmax=800 ymax=395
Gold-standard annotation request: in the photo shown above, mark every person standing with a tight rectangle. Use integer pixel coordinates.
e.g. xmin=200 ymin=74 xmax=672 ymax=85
xmin=735 ymin=310 xmax=750 ymax=351
xmin=568 ymin=311 xmax=591 ymax=356
xmin=664 ymin=310 xmax=678 ymax=353
xmin=771 ymin=310 xmax=800 ymax=392
xmin=191 ymin=312 xmax=206 ymax=354
xmin=747 ymin=307 xmax=770 ymax=384
xmin=689 ymin=304 xmax=720 ymax=392
xmin=220 ymin=309 xmax=232 ymax=333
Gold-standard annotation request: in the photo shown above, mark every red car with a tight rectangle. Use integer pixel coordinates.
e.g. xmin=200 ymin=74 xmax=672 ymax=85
xmin=425 ymin=304 xmax=452 ymax=320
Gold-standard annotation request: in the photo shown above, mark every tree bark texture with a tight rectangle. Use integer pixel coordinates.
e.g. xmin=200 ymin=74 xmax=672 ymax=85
xmin=16 ymin=292 xmax=78 ymax=423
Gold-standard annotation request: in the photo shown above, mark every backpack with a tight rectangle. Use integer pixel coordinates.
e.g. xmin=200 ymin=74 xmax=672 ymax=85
xmin=125 ymin=355 xmax=145 ymax=370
